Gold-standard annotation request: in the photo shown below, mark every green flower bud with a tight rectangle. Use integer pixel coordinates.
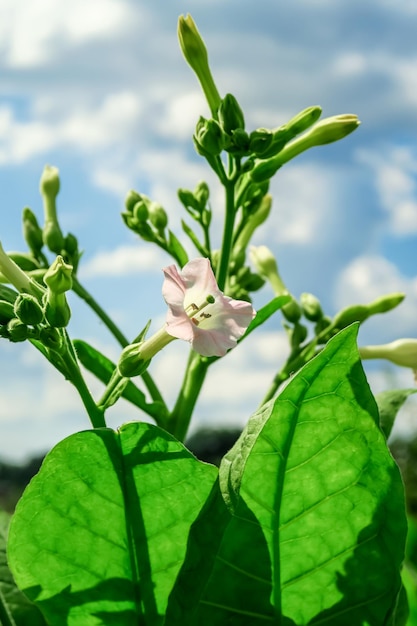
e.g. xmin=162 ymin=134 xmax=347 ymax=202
xmin=148 ymin=202 xmax=168 ymax=232
xmin=177 ymin=14 xmax=221 ymax=117
xmin=229 ymin=128 xmax=250 ymax=155
xmin=194 ymin=117 xmax=225 ymax=157
xmin=300 ymin=292 xmax=323 ymax=322
xmin=249 ymin=128 xmax=274 ymax=157
xmin=249 ymin=244 xmax=288 ymax=296
xmin=40 ymin=165 xmax=64 ymax=254
xmin=178 ymin=188 xmax=197 ymax=211
xmin=118 ymin=342 xmax=151 ymax=378
xmin=43 ymin=256 xmax=73 ymax=294
xmin=194 ymin=181 xmax=210 ymax=209
xmin=125 ymin=189 xmax=142 ymax=214
xmin=251 ymin=114 xmax=360 ymax=183
xmin=314 ymin=315 xmax=332 ymax=337
xmin=285 ymin=105 xmax=322 ymax=139
xmin=44 ymin=291 xmax=71 ymax=328
xmin=14 ymin=293 xmax=44 ymax=325
xmin=257 ymin=127 xmax=290 ymax=160
xmin=7 ymin=252 xmax=40 ymax=272
xmin=7 ymin=318 xmax=29 ymax=342
xmin=0 ymin=284 xmax=18 ymax=305
xmin=0 ymin=301 xmax=15 ymax=324
xmin=332 ymin=304 xmax=370 ymax=330
xmin=39 ymin=326 xmax=63 ymax=352
xmin=368 ymin=292 xmax=405 ymax=315
xmin=359 ymin=339 xmax=417 ymax=370
xmin=133 ymin=200 xmax=149 ymax=222
xmin=218 ymin=93 xmax=245 ymax=134
xmin=22 ymin=207 xmax=44 ymax=256
xmin=282 ymin=298 xmax=302 ymax=324
xmin=64 ymin=233 xmax=78 ymax=256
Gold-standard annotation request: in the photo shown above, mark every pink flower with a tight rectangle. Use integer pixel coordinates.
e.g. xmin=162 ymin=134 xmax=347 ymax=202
xmin=162 ymin=258 xmax=255 ymax=357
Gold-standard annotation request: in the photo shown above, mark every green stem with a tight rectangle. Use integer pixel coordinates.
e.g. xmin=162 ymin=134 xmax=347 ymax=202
xmin=216 ymin=179 xmax=236 ymax=291
xmin=65 ymin=349 xmax=106 ymax=428
xmin=169 ymin=351 xmax=209 ymax=441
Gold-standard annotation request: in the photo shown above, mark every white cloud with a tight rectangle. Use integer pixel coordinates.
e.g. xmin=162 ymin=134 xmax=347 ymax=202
xmin=357 ymin=146 xmax=417 ymax=235
xmin=0 ymin=0 xmax=133 ymax=68
xmin=80 ymin=244 xmax=166 ymax=278
xmin=334 ymin=254 xmax=417 ymax=342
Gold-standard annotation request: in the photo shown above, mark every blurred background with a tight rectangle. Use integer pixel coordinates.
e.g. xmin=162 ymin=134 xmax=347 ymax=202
xmin=0 ymin=0 xmax=417 ymax=478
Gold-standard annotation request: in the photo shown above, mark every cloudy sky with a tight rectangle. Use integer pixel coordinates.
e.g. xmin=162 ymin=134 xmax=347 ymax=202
xmin=1 ymin=0 xmax=417 ymax=461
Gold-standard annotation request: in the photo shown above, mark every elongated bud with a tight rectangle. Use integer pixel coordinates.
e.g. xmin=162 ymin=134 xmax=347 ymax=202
xmin=285 ymin=106 xmax=322 ymax=139
xmin=300 ymin=292 xmax=323 ymax=322
xmin=43 ymin=256 xmax=73 ymax=327
xmin=359 ymin=339 xmax=417 ymax=370
xmin=40 ymin=165 xmax=65 ymax=254
xmin=218 ymin=94 xmax=245 ymax=134
xmin=14 ymin=293 xmax=44 ymax=325
xmin=178 ymin=14 xmax=221 ymax=117
xmin=368 ymin=292 xmax=405 ymax=315
xmin=251 ymin=114 xmax=360 ymax=183
xmin=249 ymin=244 xmax=288 ymax=296
xmin=22 ymin=208 xmax=44 ymax=256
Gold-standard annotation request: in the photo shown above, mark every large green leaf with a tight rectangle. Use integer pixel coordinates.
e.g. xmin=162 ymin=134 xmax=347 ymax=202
xmin=166 ymin=325 xmax=407 ymax=625
xmin=7 ymin=422 xmax=217 ymax=626
xmin=0 ymin=511 xmax=47 ymax=626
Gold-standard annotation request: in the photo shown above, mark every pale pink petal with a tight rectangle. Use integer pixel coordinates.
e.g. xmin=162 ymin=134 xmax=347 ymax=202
xmin=162 ymin=257 xmax=256 ymax=357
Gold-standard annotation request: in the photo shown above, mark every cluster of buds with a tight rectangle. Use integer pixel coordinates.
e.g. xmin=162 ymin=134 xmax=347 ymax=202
xmin=0 ymin=245 xmax=73 ymax=351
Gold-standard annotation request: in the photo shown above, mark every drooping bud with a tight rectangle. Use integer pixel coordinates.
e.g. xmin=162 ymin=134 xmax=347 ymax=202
xmin=22 ymin=208 xmax=44 ymax=257
xmin=40 ymin=165 xmax=65 ymax=254
xmin=359 ymin=339 xmax=417 ymax=370
xmin=300 ymin=292 xmax=323 ymax=322
xmin=14 ymin=293 xmax=44 ymax=325
xmin=218 ymin=93 xmax=245 ymax=134
xmin=177 ymin=14 xmax=221 ymax=117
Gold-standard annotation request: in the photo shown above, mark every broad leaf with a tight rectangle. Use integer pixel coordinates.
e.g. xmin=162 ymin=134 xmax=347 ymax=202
xmin=0 ymin=511 xmax=47 ymax=626
xmin=375 ymin=389 xmax=417 ymax=439
xmin=7 ymin=422 xmax=217 ymax=626
xmin=166 ymin=325 xmax=407 ymax=625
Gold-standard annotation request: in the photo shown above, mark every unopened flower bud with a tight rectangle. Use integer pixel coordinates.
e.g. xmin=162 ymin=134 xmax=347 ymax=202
xmin=249 ymin=128 xmax=274 ymax=157
xmin=249 ymin=245 xmax=288 ymax=296
xmin=39 ymin=327 xmax=63 ymax=352
xmin=0 ymin=301 xmax=15 ymax=324
xmin=285 ymin=105 xmax=322 ymax=139
xmin=229 ymin=128 xmax=250 ymax=154
xmin=125 ymin=189 xmax=142 ymax=214
xmin=118 ymin=342 xmax=150 ymax=378
xmin=282 ymin=298 xmax=302 ymax=323
xmin=332 ymin=304 xmax=370 ymax=330
xmin=22 ymin=208 xmax=44 ymax=256
xmin=7 ymin=318 xmax=28 ymax=342
xmin=359 ymin=339 xmax=417 ymax=370
xmin=14 ymin=293 xmax=44 ymax=325
xmin=218 ymin=93 xmax=245 ymax=134
xmin=194 ymin=117 xmax=225 ymax=156
xmin=194 ymin=181 xmax=210 ymax=208
xmin=368 ymin=292 xmax=405 ymax=315
xmin=300 ymin=292 xmax=323 ymax=322
xmin=43 ymin=256 xmax=73 ymax=294
xmin=177 ymin=14 xmax=221 ymax=117
xmin=40 ymin=165 xmax=64 ymax=254
xmin=148 ymin=202 xmax=168 ymax=232
xmin=251 ymin=114 xmax=360 ymax=183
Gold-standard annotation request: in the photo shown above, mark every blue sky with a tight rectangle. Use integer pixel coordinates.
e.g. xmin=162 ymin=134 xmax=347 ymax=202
xmin=1 ymin=0 xmax=417 ymax=461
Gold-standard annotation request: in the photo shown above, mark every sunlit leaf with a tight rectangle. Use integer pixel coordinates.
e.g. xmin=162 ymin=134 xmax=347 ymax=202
xmin=7 ymin=423 xmax=217 ymax=626
xmin=166 ymin=325 xmax=407 ymax=625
